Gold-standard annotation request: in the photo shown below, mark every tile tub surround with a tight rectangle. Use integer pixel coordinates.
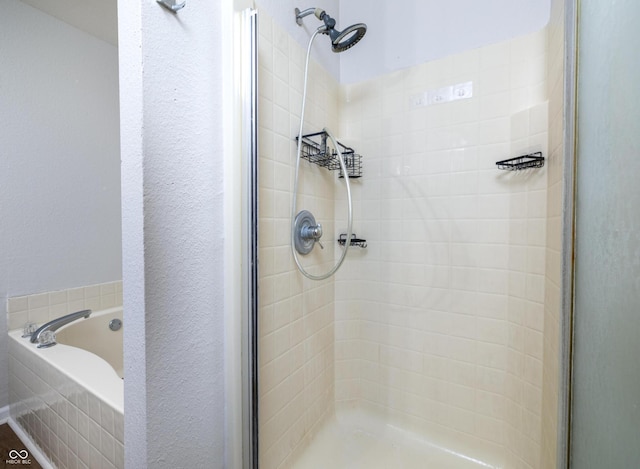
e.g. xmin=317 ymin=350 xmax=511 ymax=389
xmin=6 ymin=282 xmax=123 ymax=469
xmin=6 ymin=281 xmax=123 ymax=332
xmin=8 ymin=331 xmax=124 ymax=469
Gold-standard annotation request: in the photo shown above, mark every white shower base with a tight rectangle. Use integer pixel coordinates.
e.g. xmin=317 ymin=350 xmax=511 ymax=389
xmin=291 ymin=409 xmax=497 ymax=469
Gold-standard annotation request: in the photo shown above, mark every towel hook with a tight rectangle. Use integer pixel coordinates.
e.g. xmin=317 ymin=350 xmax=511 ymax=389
xmin=157 ymin=0 xmax=186 ymax=13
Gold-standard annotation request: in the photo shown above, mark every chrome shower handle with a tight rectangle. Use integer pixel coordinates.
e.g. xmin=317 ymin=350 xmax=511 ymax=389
xmin=301 ymin=222 xmax=324 ymax=249
xmin=301 ymin=222 xmax=322 ymax=241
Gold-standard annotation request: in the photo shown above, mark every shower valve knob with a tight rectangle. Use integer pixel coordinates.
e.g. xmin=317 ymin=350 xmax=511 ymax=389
xmin=302 ymin=223 xmax=323 ymax=240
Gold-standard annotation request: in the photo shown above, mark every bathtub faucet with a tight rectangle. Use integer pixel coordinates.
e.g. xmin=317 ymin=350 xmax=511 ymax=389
xmin=30 ymin=309 xmax=92 ymax=344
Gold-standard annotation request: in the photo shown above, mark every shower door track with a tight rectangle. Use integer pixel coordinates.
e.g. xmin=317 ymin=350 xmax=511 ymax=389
xmin=241 ymin=8 xmax=259 ymax=469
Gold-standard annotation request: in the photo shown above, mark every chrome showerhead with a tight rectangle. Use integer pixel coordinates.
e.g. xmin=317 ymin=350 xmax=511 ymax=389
xmin=295 ymin=7 xmax=367 ymax=53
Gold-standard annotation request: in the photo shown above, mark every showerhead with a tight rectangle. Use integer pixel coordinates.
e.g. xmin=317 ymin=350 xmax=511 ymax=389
xmin=327 ymin=22 xmax=367 ymax=53
xmin=295 ymin=7 xmax=367 ymax=53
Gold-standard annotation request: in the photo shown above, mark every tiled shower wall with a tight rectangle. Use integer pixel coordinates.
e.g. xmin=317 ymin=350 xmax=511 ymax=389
xmin=335 ymin=29 xmax=548 ymax=468
xmin=257 ymin=10 xmax=341 ymax=469
xmin=257 ymin=8 xmax=561 ymax=469
xmin=504 ymin=103 xmax=548 ymax=469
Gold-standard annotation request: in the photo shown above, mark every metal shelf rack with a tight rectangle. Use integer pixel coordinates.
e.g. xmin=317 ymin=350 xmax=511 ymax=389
xmin=496 ymin=152 xmax=544 ymax=171
xmin=296 ymin=131 xmax=363 ymax=178
xmin=338 ymin=233 xmax=367 ymax=248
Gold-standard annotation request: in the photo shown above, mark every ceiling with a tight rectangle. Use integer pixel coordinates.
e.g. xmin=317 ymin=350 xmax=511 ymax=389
xmin=20 ymin=0 xmax=118 ymax=45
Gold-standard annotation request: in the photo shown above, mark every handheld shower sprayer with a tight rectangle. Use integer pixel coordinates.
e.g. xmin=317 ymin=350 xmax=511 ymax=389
xmin=291 ymin=7 xmax=367 ymax=280
xmin=295 ymin=7 xmax=367 ymax=53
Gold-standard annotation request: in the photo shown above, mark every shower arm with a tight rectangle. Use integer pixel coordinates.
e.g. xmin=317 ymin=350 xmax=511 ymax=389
xmin=295 ymin=7 xmax=325 ymax=26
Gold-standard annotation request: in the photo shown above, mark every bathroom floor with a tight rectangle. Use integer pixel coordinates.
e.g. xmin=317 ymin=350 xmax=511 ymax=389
xmin=290 ymin=410 xmax=496 ymax=469
xmin=0 ymin=424 xmax=43 ymax=468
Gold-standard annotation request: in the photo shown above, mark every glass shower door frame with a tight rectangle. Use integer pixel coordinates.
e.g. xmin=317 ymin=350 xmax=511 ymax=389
xmin=565 ymin=0 xmax=640 ymax=466
xmin=240 ymin=8 xmax=259 ymax=469
xmin=559 ymin=0 xmax=578 ymax=467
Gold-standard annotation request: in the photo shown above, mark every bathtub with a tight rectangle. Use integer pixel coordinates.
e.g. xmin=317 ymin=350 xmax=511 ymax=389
xmin=8 ymin=307 xmax=124 ymax=469
xmin=56 ymin=307 xmax=124 ymax=381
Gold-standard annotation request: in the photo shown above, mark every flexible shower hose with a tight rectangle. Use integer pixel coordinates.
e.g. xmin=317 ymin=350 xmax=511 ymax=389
xmin=291 ymin=28 xmax=353 ymax=281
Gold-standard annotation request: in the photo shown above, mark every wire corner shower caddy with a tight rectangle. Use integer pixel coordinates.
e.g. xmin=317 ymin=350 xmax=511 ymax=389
xmin=296 ymin=131 xmax=363 ymax=178
xmin=496 ymin=151 xmax=544 ymax=171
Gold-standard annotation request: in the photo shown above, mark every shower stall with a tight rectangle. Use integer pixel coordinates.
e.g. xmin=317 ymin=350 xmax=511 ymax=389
xmin=240 ymin=2 xmax=564 ymax=468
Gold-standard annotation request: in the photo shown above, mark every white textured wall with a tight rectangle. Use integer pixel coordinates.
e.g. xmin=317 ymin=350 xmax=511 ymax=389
xmin=0 ymin=0 xmax=121 ymax=410
xmin=119 ymin=0 xmax=228 ymax=467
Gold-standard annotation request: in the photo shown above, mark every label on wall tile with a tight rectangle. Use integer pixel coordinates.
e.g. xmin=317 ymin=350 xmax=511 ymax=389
xmin=410 ymin=81 xmax=473 ymax=108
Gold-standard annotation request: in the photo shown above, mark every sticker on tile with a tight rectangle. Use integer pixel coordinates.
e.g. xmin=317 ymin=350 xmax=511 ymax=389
xmin=410 ymin=81 xmax=473 ymax=108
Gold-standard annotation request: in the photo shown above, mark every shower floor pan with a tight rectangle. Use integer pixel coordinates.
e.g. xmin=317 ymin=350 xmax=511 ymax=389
xmin=291 ymin=409 xmax=497 ymax=469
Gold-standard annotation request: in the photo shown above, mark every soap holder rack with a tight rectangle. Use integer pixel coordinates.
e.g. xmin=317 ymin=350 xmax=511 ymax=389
xmin=338 ymin=233 xmax=367 ymax=248
xmin=496 ymin=152 xmax=544 ymax=171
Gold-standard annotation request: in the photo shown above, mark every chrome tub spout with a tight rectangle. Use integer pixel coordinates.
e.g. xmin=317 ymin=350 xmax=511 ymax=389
xmin=30 ymin=309 xmax=92 ymax=344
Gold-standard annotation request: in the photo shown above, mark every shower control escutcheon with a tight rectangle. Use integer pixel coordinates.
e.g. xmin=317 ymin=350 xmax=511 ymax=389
xmin=294 ymin=210 xmax=324 ymax=254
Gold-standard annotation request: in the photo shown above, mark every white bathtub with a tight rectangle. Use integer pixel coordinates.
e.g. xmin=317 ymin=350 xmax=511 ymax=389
xmin=8 ymin=307 xmax=124 ymax=468
xmin=56 ymin=307 xmax=124 ymax=380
